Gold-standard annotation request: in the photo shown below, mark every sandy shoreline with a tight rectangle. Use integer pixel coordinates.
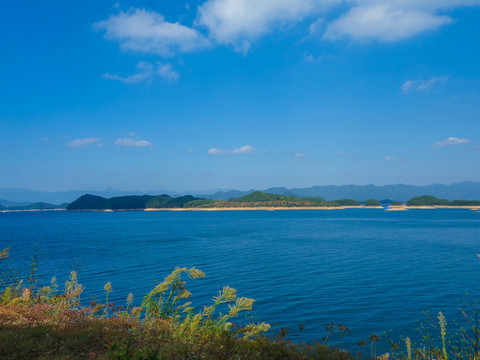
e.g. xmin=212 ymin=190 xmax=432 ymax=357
xmin=407 ymin=206 xmax=480 ymax=209
xmin=117 ymin=205 xmax=480 ymax=212
xmin=143 ymin=206 xmax=383 ymax=211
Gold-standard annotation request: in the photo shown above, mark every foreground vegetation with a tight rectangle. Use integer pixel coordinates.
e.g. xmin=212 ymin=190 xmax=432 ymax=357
xmin=2 ymin=247 xmax=480 ymax=359
xmin=0 ymin=248 xmax=356 ymax=359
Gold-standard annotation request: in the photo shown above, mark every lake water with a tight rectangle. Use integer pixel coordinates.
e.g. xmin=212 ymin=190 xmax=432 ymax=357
xmin=1 ymin=209 xmax=479 ymax=349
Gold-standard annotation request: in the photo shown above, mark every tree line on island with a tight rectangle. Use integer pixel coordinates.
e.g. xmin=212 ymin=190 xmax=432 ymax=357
xmin=65 ymin=192 xmax=480 ymax=211
xmin=66 ymin=192 xmax=369 ymax=210
xmin=0 ymin=202 xmax=69 ymax=211
xmin=405 ymin=195 xmax=480 ymax=206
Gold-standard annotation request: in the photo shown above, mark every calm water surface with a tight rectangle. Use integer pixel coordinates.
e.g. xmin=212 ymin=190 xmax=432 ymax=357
xmin=1 ymin=209 xmax=479 ymax=347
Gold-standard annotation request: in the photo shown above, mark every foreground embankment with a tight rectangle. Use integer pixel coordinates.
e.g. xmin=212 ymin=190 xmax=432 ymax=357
xmin=0 ymin=263 xmax=357 ymax=360
xmin=1 ymin=264 xmax=475 ymax=360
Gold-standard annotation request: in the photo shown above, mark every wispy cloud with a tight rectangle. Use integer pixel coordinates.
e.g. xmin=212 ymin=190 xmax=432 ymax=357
xmin=304 ymin=53 xmax=333 ymax=63
xmin=232 ymin=145 xmax=256 ymax=154
xmin=208 ymin=144 xmax=256 ymax=155
xmin=115 ymin=137 xmax=153 ymax=147
xmin=401 ymin=76 xmax=449 ymax=94
xmin=294 ymin=152 xmax=305 ymax=158
xmin=309 ymin=17 xmax=325 ymax=35
xmin=323 ymin=3 xmax=452 ymax=42
xmin=67 ymin=137 xmax=103 ymax=148
xmin=385 ymin=156 xmax=396 ymax=161
xmin=208 ymin=147 xmax=229 ymax=155
xmin=157 ymin=63 xmax=178 ymax=81
xmin=433 ymin=137 xmax=470 ymax=148
xmin=95 ymin=9 xmax=210 ymax=56
xmin=103 ymin=61 xmax=178 ymax=84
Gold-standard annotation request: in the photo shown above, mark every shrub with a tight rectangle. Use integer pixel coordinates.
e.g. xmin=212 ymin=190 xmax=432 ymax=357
xmin=365 ymin=199 xmax=381 ymax=207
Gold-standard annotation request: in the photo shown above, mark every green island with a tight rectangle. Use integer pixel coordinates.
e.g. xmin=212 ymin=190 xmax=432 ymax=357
xmin=1 ymin=246 xmax=479 ymax=359
xmin=66 ymin=192 xmax=366 ymax=211
xmin=2 ymin=193 xmax=479 ymax=212
xmin=64 ymin=192 xmax=480 ymax=211
xmin=405 ymin=195 xmax=480 ymax=207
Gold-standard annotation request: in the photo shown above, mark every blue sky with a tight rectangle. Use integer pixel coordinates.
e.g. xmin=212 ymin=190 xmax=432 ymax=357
xmin=1 ymin=0 xmax=479 ymax=192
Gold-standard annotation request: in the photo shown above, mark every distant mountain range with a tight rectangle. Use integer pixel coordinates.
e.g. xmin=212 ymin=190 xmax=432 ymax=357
xmin=0 ymin=201 xmax=68 ymax=211
xmin=1 ymin=181 xmax=480 ymax=204
xmin=202 ymin=182 xmax=480 ymax=202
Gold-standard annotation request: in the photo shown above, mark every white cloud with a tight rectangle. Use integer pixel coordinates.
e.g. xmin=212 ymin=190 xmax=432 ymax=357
xmin=157 ymin=63 xmax=179 ymax=81
xmin=67 ymin=137 xmax=103 ymax=148
xmin=208 ymin=147 xmax=229 ymax=155
xmin=433 ymin=137 xmax=470 ymax=148
xmin=294 ymin=152 xmax=305 ymax=158
xmin=232 ymin=144 xmax=256 ymax=154
xmin=196 ymin=0 xmax=331 ymax=51
xmin=95 ymin=9 xmax=210 ymax=55
xmin=385 ymin=156 xmax=396 ymax=160
xmin=196 ymin=0 xmax=479 ymax=47
xmin=103 ymin=62 xmax=152 ymax=84
xmin=208 ymin=144 xmax=256 ymax=155
xmin=401 ymin=76 xmax=449 ymax=93
xmin=309 ymin=17 xmax=324 ymax=35
xmin=103 ymin=61 xmax=178 ymax=83
xmin=304 ymin=52 xmax=333 ymax=63
xmin=96 ymin=1 xmax=480 ymax=58
xmin=304 ymin=53 xmax=315 ymax=62
xmin=115 ymin=137 xmax=153 ymax=147
xmin=323 ymin=3 xmax=453 ymax=42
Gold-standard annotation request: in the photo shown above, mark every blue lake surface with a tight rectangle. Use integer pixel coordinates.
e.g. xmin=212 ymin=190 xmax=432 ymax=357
xmin=1 ymin=209 xmax=480 ymax=348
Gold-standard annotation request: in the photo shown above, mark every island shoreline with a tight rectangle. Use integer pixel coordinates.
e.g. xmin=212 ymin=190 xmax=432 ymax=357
xmin=3 ymin=206 xmax=480 ymax=213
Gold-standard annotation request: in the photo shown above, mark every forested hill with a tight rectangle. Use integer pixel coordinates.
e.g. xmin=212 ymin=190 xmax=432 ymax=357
xmin=205 ymin=191 xmax=362 ymax=208
xmin=66 ymin=192 xmax=480 ymax=211
xmin=406 ymin=195 xmax=480 ymax=206
xmin=67 ymin=194 xmax=206 ymax=210
xmin=66 ymin=192 xmax=363 ymax=210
